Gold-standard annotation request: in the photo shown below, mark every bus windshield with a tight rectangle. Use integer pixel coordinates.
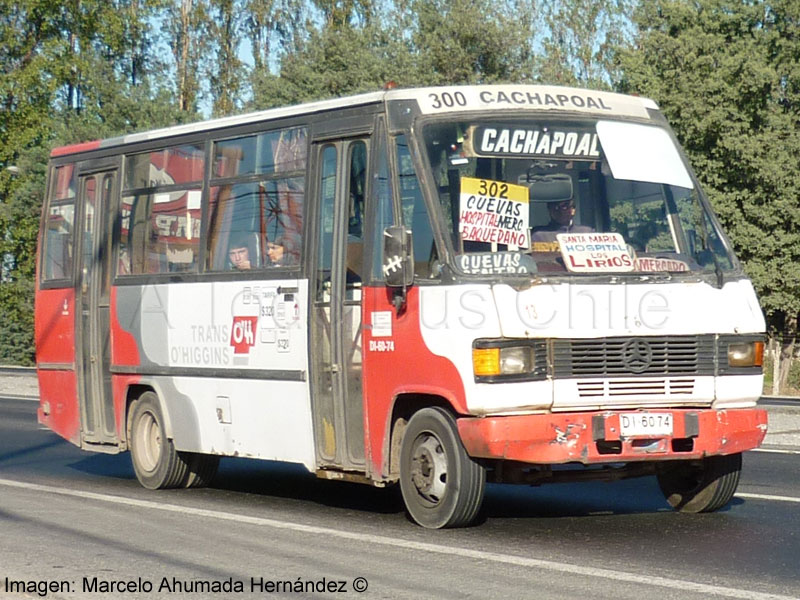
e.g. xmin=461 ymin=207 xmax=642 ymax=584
xmin=420 ymin=118 xmax=736 ymax=277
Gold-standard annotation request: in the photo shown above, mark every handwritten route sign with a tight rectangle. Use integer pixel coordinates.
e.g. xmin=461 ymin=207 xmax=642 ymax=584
xmin=459 ymin=177 xmax=530 ymax=248
xmin=634 ymin=256 xmax=689 ymax=272
xmin=557 ymin=232 xmax=634 ymax=272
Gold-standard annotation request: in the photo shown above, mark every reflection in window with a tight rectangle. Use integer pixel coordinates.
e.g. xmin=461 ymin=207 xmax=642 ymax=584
xmin=43 ymin=203 xmax=75 ymax=280
xmin=316 ymin=146 xmax=337 ymax=302
xmin=119 ymin=190 xmax=201 ymax=274
xmin=81 ymin=178 xmax=97 ymax=277
xmin=371 ymin=127 xmax=394 ymax=281
xmin=346 ymin=141 xmax=367 ymax=298
xmin=125 ymin=144 xmax=205 ymax=189
xmin=608 ymin=181 xmax=674 ymax=253
xmin=396 ymin=135 xmax=439 ymax=279
xmin=53 ymin=165 xmax=76 ymax=200
xmin=675 ymin=192 xmax=734 ymax=271
xmin=213 ymin=127 xmax=307 ymax=178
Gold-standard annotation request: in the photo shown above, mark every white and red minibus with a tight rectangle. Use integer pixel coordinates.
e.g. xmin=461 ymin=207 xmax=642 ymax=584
xmin=36 ymin=85 xmax=767 ymax=528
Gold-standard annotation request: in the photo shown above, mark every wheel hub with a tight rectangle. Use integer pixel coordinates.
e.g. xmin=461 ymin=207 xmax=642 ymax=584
xmin=135 ymin=411 xmax=162 ymax=473
xmin=410 ymin=434 xmax=447 ymax=503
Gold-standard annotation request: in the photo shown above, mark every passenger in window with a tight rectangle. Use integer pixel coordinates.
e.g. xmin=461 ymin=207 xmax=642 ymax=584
xmin=531 ymin=199 xmax=593 ymax=243
xmin=228 ymin=234 xmax=253 ymax=270
xmin=267 ymin=237 xmax=287 ymax=266
xmin=267 ymin=234 xmax=299 ymax=267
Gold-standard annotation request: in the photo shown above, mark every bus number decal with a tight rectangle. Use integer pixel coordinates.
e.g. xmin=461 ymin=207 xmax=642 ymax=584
xmin=428 ymin=91 xmax=468 ymax=110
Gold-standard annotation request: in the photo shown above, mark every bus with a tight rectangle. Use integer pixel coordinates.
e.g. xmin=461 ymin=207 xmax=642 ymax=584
xmin=36 ymin=85 xmax=767 ymax=528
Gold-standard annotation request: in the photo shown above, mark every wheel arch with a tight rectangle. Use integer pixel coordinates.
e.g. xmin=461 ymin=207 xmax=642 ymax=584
xmin=385 ymin=392 xmax=465 ymax=481
xmin=123 ymin=380 xmax=175 ymax=446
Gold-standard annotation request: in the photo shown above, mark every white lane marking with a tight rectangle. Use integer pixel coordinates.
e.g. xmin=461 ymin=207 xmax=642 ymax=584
xmin=751 ymin=448 xmax=800 ymax=455
xmin=737 ymin=492 xmax=800 ymax=504
xmin=0 ymin=478 xmax=795 ymax=600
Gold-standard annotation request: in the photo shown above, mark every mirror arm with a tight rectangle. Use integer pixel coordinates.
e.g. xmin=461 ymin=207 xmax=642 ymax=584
xmin=391 ymin=285 xmax=407 ymax=312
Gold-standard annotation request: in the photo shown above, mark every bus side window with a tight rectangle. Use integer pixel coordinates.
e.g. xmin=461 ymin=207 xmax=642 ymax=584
xmin=42 ymin=164 xmax=77 ymax=283
xmin=120 ymin=190 xmax=200 ymax=275
xmin=207 ymin=126 xmax=307 ymax=271
xmin=395 ymin=134 xmax=440 ymax=279
xmin=207 ymin=183 xmax=259 ymax=270
xmin=120 ymin=145 xmax=204 ymax=275
xmin=43 ymin=206 xmax=75 ymax=280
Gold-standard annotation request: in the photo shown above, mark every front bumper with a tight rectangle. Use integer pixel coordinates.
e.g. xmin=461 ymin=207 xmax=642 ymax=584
xmin=457 ymin=407 xmax=768 ymax=465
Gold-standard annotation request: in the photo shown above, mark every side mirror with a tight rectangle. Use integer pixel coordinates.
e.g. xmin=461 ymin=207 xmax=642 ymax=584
xmin=382 ymin=225 xmax=414 ymax=289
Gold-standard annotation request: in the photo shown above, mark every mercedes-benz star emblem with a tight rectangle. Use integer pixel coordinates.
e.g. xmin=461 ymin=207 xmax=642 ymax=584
xmin=622 ymin=339 xmax=652 ymax=373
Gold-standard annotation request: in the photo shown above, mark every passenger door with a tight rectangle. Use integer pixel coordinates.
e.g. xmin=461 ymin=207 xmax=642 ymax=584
xmin=310 ymin=138 xmax=369 ymax=470
xmin=75 ymin=167 xmax=117 ymax=446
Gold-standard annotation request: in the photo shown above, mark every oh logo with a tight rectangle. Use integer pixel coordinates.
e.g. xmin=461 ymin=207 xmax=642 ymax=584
xmin=230 ymin=316 xmax=258 ymax=354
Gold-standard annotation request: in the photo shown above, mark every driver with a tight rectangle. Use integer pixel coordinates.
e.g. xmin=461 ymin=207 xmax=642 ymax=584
xmin=531 ymin=198 xmax=593 ymax=242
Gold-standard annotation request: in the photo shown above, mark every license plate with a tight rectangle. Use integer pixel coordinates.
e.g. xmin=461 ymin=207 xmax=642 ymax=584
xmin=619 ymin=413 xmax=673 ymax=437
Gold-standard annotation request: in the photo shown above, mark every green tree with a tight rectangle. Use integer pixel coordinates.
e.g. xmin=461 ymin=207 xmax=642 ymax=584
xmin=0 ymin=0 xmax=182 ymax=364
xmin=538 ymin=0 xmax=635 ymax=88
xmin=165 ymin=0 xmax=211 ymax=113
xmin=253 ymin=0 xmax=539 ymax=108
xmin=618 ymin=0 xmax=800 ymax=391
xmin=209 ymin=0 xmax=246 ymax=116
xmin=251 ymin=0 xmax=409 ymax=107
xmin=0 ymin=0 xmax=71 ymax=363
xmin=245 ymin=0 xmax=306 ymax=74
xmin=407 ymin=0 xmax=534 ymax=85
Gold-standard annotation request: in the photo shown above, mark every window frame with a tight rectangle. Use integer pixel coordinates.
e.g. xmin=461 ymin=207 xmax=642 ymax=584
xmin=39 ymin=163 xmax=78 ymax=288
xmin=206 ymin=125 xmax=309 ymax=273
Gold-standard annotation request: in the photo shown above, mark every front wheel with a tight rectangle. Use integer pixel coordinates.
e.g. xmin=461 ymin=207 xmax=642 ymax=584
xmin=656 ymin=453 xmax=742 ymax=513
xmin=399 ymin=407 xmax=486 ymax=528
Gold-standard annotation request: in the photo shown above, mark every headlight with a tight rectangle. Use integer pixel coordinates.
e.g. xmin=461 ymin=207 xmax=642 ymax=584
xmin=499 ymin=346 xmax=534 ymax=374
xmin=727 ymin=341 xmax=764 ymax=367
xmin=473 ymin=344 xmax=536 ymax=378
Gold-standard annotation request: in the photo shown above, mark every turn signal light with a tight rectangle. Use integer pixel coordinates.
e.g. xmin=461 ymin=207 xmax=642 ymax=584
xmin=473 ymin=348 xmax=501 ymax=377
xmin=473 ymin=345 xmax=536 ymax=377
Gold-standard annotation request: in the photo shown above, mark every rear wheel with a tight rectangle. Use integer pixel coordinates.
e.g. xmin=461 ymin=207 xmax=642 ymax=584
xmin=399 ymin=407 xmax=485 ymax=529
xmin=128 ymin=392 xmax=189 ymax=490
xmin=183 ymin=454 xmax=220 ymax=488
xmin=656 ymin=453 xmax=742 ymax=513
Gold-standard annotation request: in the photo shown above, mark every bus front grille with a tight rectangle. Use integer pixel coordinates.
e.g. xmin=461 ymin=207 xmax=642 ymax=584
xmin=552 ymin=336 xmax=716 ymax=378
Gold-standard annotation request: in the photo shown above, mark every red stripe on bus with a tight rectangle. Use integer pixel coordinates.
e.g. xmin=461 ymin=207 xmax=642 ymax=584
xmin=50 ymin=140 xmax=102 ymax=157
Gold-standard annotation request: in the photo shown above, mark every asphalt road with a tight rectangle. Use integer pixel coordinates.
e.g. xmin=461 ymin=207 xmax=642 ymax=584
xmin=1 ymin=396 xmax=799 ymax=600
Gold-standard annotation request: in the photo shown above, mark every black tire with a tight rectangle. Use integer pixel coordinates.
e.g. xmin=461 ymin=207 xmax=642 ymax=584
xmin=183 ymin=454 xmax=220 ymax=488
xmin=656 ymin=453 xmax=742 ymax=513
xmin=128 ymin=392 xmax=189 ymax=490
xmin=399 ymin=407 xmax=485 ymax=529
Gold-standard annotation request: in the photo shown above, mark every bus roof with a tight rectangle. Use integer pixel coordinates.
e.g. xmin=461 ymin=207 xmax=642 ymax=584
xmin=50 ymin=85 xmax=659 ymax=158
